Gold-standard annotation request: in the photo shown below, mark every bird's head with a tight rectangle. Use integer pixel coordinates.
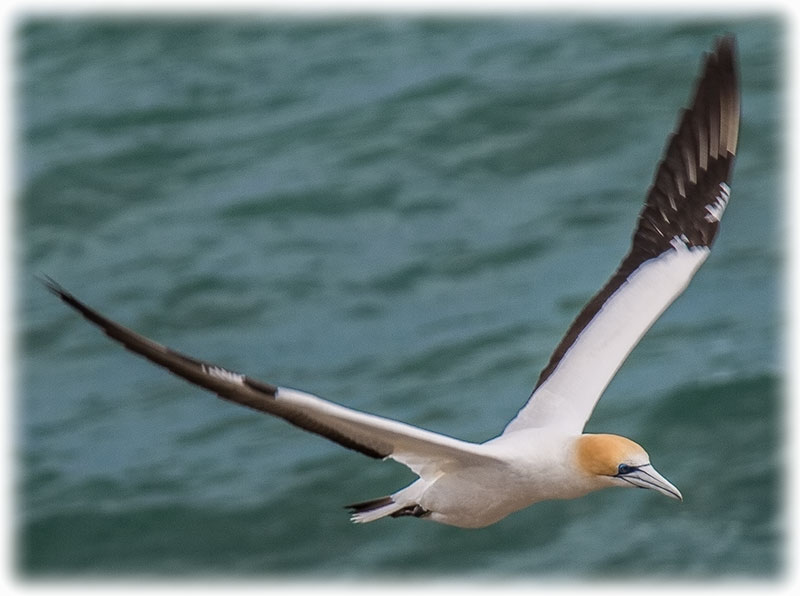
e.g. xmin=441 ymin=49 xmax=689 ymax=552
xmin=574 ymin=433 xmax=682 ymax=501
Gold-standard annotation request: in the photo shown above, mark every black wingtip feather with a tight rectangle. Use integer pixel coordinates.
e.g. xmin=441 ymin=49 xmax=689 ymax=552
xmin=39 ymin=275 xmax=110 ymax=329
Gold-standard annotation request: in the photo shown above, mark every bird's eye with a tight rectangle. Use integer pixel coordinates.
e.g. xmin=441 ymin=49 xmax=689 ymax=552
xmin=617 ymin=464 xmax=633 ymax=475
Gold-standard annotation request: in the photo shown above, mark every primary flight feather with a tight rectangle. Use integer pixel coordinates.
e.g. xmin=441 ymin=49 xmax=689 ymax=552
xmin=44 ymin=36 xmax=739 ymax=528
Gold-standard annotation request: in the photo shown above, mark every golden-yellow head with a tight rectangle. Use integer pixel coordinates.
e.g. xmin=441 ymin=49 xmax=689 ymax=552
xmin=574 ymin=433 xmax=682 ymax=501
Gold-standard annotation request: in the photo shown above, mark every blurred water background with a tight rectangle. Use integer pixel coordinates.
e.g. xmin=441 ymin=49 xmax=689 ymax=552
xmin=16 ymin=16 xmax=783 ymax=577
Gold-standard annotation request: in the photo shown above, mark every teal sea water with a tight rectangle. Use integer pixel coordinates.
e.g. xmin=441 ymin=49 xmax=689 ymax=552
xmin=17 ymin=17 xmax=783 ymax=577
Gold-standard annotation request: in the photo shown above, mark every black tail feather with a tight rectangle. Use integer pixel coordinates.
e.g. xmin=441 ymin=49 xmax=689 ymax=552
xmin=346 ymin=496 xmax=430 ymax=520
xmin=345 ymin=496 xmax=394 ymax=514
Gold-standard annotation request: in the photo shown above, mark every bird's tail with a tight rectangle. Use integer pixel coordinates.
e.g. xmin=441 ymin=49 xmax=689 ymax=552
xmin=346 ymin=495 xmax=430 ymax=524
xmin=346 ymin=496 xmax=398 ymax=523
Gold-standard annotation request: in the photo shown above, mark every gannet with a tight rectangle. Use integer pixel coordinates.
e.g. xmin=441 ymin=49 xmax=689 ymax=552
xmin=43 ymin=36 xmax=739 ymax=528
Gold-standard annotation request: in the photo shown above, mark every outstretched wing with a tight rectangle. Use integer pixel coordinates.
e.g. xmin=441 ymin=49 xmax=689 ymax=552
xmin=43 ymin=278 xmax=498 ymax=477
xmin=504 ymin=36 xmax=740 ymax=435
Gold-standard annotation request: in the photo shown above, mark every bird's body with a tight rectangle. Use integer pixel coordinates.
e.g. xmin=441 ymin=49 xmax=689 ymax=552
xmin=386 ymin=431 xmax=630 ymax=528
xmin=350 ymin=429 xmax=587 ymax=528
xmin=44 ymin=36 xmax=740 ymax=528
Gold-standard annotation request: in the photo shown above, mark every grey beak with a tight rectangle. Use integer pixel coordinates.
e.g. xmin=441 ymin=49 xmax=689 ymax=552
xmin=621 ymin=464 xmax=683 ymax=501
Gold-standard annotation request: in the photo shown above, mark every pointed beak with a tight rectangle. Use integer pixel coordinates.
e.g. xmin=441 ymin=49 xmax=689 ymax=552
xmin=621 ymin=464 xmax=683 ymax=501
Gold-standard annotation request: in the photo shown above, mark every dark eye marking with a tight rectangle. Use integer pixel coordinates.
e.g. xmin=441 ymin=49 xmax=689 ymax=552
xmin=616 ymin=463 xmax=638 ymax=476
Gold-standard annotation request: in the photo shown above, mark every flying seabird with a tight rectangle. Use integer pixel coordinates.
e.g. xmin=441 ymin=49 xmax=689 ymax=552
xmin=43 ymin=36 xmax=739 ymax=528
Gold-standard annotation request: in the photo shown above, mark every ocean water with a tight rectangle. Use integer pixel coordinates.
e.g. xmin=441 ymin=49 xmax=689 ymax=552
xmin=17 ymin=16 xmax=783 ymax=577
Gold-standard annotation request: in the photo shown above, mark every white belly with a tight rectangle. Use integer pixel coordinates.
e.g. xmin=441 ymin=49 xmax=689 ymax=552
xmin=414 ymin=432 xmax=593 ymax=528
